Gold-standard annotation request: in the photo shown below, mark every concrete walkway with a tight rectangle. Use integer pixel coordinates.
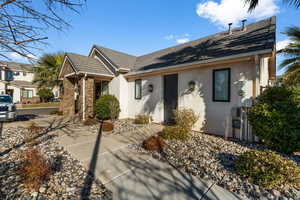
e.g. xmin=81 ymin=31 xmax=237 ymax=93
xmin=54 ymin=121 xmax=243 ymax=200
xmin=3 ymin=116 xmax=243 ymax=200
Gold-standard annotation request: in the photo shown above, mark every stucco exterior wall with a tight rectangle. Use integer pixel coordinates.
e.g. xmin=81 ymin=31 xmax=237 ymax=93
xmin=178 ymin=62 xmax=255 ymax=136
xmin=0 ymin=82 xmax=6 ymax=94
xmin=127 ymin=75 xmax=164 ymax=122
xmin=125 ymin=60 xmax=263 ymax=137
xmin=260 ymin=57 xmax=270 ymax=87
xmin=13 ymin=72 xmax=34 ymax=82
xmin=108 ymin=74 xmax=129 ymax=118
xmin=8 ymin=86 xmax=21 ymax=103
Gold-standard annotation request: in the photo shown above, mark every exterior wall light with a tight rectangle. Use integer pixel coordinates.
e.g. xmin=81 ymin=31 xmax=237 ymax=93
xmin=148 ymin=84 xmax=154 ymax=93
xmin=188 ymin=81 xmax=196 ymax=92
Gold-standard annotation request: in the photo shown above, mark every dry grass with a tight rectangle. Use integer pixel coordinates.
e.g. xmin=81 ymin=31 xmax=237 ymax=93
xmin=142 ymin=136 xmax=165 ymax=151
xmin=17 ymin=148 xmax=52 ymax=191
xmin=25 ymin=123 xmax=45 ymax=146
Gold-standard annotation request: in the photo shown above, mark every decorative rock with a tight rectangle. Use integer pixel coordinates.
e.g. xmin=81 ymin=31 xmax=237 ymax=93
xmin=0 ymin=125 xmax=112 ymax=200
xmin=39 ymin=186 xmax=46 ymax=193
xmin=147 ymin=131 xmax=300 ymax=200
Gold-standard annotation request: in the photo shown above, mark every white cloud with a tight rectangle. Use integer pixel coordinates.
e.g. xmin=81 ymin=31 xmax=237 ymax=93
xmin=176 ymin=38 xmax=190 ymax=44
xmin=277 ymin=39 xmax=290 ymax=50
xmin=164 ymin=34 xmax=175 ymax=40
xmin=10 ymin=52 xmax=23 ymax=60
xmin=164 ymin=33 xmax=191 ymax=44
xmin=196 ymin=0 xmax=279 ymax=28
xmin=10 ymin=52 xmax=38 ymax=61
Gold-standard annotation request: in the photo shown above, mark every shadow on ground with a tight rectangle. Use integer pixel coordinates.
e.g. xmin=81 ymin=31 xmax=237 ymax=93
xmin=0 ymin=116 xmax=78 ymax=157
xmin=105 ymin=150 xmax=242 ymax=200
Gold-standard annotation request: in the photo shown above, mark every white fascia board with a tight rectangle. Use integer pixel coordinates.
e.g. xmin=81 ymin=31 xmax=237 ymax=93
xmin=125 ymin=49 xmax=273 ymax=77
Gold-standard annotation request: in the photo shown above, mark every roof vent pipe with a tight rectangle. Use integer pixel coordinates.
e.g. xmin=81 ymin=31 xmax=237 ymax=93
xmin=241 ymin=19 xmax=247 ymax=31
xmin=228 ymin=23 xmax=233 ymax=35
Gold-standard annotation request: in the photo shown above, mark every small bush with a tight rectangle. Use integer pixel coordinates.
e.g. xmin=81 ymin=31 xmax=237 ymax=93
xmin=161 ymin=125 xmax=189 ymax=140
xmin=94 ymin=95 xmax=120 ymax=121
xmin=235 ymin=150 xmax=300 ymax=189
xmin=143 ymin=136 xmax=165 ymax=151
xmin=25 ymin=123 xmax=44 ymax=145
xmin=37 ymin=88 xmax=54 ymax=102
xmin=102 ymin=121 xmax=114 ymax=132
xmin=248 ymin=86 xmax=300 ymax=154
xmin=17 ymin=148 xmax=52 ymax=191
xmin=134 ymin=115 xmax=152 ymax=124
xmin=174 ymin=108 xmax=199 ymax=130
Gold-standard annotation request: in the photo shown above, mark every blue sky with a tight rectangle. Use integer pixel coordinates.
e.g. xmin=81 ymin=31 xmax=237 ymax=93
xmin=10 ymin=0 xmax=300 ymax=74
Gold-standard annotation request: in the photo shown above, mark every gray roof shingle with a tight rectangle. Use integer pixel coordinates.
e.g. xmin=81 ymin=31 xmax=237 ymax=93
xmin=0 ymin=61 xmax=33 ymax=72
xmin=93 ymin=45 xmax=137 ymax=70
xmin=93 ymin=17 xmax=275 ymax=73
xmin=66 ymin=53 xmax=114 ymax=76
xmin=133 ymin=17 xmax=275 ymax=71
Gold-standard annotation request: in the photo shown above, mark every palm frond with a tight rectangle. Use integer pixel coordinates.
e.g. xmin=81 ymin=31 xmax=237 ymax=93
xmin=245 ymin=0 xmax=259 ymax=12
xmin=284 ymin=0 xmax=300 ymax=8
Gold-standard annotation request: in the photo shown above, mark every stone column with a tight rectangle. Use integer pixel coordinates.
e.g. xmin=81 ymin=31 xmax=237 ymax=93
xmin=86 ymin=78 xmax=95 ymax=119
xmin=62 ymin=77 xmax=75 ymax=116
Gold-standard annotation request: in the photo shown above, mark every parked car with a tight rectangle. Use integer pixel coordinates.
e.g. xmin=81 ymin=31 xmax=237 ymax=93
xmin=0 ymin=94 xmax=16 ymax=121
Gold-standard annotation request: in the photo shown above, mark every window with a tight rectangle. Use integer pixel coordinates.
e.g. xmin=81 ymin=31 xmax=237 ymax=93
xmin=22 ymin=90 xmax=33 ymax=98
xmin=5 ymin=71 xmax=13 ymax=81
xmin=95 ymin=81 xmax=109 ymax=101
xmin=23 ymin=72 xmax=27 ymax=76
xmin=100 ymin=81 xmax=109 ymax=95
xmin=135 ymin=79 xmax=142 ymax=99
xmin=213 ymin=68 xmax=230 ymax=102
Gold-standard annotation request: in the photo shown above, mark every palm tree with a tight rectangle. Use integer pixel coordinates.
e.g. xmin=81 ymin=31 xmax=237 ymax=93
xmin=278 ymin=26 xmax=300 ymax=86
xmin=245 ymin=0 xmax=300 ymax=11
xmin=33 ymin=53 xmax=64 ymax=89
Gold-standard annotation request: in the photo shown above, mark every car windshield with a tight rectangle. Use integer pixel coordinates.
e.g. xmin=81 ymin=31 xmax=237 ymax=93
xmin=0 ymin=96 xmax=12 ymax=103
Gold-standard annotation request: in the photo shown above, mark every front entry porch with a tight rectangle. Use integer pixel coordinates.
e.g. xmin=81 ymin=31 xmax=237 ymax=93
xmin=62 ymin=74 xmax=112 ymax=120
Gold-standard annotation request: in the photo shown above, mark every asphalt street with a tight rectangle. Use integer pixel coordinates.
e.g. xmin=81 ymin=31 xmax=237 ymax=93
xmin=16 ymin=107 xmax=58 ymax=116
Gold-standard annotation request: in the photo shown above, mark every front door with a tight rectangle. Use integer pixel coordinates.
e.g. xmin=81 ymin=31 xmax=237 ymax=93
xmin=164 ymin=74 xmax=178 ymax=124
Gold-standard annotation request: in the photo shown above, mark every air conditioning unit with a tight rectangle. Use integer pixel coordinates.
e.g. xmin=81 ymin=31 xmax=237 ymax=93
xmin=231 ymin=106 xmax=257 ymax=142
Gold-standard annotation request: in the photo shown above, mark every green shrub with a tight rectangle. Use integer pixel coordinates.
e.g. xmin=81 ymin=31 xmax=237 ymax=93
xmin=161 ymin=125 xmax=189 ymax=140
xmin=134 ymin=114 xmax=152 ymax=124
xmin=248 ymin=86 xmax=300 ymax=154
xmin=235 ymin=150 xmax=300 ymax=189
xmin=174 ymin=108 xmax=199 ymax=131
xmin=37 ymin=88 xmax=54 ymax=102
xmin=94 ymin=95 xmax=120 ymax=120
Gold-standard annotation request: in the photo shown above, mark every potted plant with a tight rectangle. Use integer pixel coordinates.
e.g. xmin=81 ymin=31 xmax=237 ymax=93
xmin=94 ymin=95 xmax=120 ymax=132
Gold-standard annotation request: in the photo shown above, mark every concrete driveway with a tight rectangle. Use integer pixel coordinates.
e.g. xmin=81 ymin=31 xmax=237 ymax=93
xmin=54 ymin=122 xmax=243 ymax=200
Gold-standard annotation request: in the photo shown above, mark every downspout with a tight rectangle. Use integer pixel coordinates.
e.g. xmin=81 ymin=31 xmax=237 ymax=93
xmin=82 ymin=73 xmax=87 ymax=121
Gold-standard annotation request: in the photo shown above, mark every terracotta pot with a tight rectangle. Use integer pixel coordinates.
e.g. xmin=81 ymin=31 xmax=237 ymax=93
xmin=102 ymin=121 xmax=114 ymax=132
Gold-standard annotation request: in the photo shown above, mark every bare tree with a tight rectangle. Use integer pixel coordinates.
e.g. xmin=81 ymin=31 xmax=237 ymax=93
xmin=0 ymin=0 xmax=86 ymax=61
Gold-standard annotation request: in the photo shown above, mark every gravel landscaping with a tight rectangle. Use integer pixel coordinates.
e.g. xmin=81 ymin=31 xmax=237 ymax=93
xmin=83 ymin=119 xmax=155 ymax=136
xmin=0 ymin=126 xmax=112 ymax=200
xmin=131 ymin=132 xmax=300 ymax=200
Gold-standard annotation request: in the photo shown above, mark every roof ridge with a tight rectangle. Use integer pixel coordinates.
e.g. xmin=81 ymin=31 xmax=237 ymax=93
xmin=94 ymin=45 xmax=137 ymax=58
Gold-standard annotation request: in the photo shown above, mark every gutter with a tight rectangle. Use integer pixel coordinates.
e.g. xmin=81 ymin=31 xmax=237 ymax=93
xmin=124 ymin=49 xmax=273 ymax=78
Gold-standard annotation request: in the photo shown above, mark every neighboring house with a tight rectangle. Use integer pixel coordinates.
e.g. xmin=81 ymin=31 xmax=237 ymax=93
xmin=59 ymin=17 xmax=276 ymax=138
xmin=0 ymin=61 xmax=38 ymax=103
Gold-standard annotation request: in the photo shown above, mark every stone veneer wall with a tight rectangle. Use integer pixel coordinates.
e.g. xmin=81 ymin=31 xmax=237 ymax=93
xmin=62 ymin=77 xmax=75 ymax=116
xmin=86 ymin=78 xmax=95 ymax=118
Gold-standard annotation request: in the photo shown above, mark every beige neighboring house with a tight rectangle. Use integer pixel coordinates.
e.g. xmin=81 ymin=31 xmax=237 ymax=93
xmin=0 ymin=61 xmax=38 ymax=103
xmin=59 ymin=17 xmax=276 ymax=139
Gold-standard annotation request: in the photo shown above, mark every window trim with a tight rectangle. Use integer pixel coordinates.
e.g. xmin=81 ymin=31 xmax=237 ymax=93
xmin=213 ymin=68 xmax=231 ymax=102
xmin=135 ymin=79 xmax=142 ymax=100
